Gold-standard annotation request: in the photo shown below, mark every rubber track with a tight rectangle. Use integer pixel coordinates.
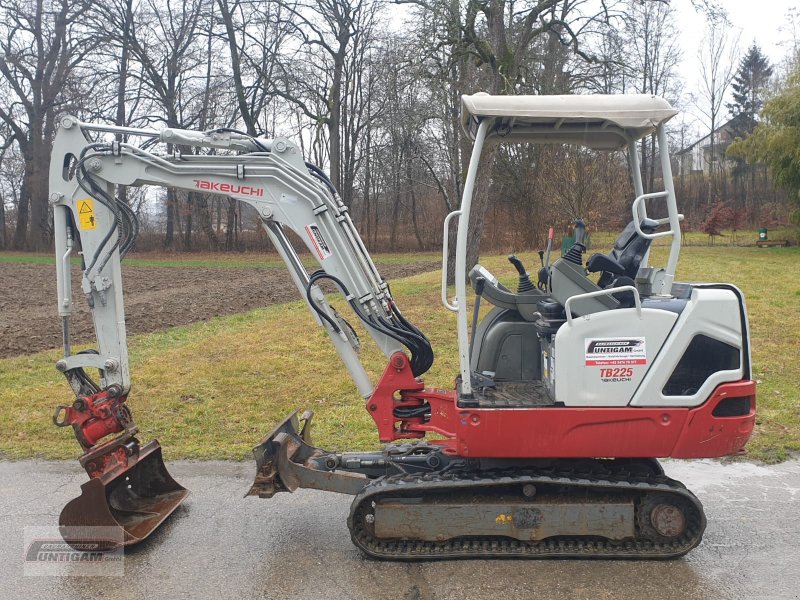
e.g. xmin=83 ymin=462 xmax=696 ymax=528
xmin=347 ymin=467 xmax=706 ymax=560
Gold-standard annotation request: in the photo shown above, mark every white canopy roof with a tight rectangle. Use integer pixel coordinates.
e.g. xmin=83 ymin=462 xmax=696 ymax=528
xmin=461 ymin=93 xmax=678 ymax=149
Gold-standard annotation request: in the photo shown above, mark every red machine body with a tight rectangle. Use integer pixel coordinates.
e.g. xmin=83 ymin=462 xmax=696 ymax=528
xmin=369 ymin=352 xmax=756 ymax=460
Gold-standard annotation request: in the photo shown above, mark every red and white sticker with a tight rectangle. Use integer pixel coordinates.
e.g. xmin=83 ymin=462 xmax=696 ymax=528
xmin=585 ymin=337 xmax=646 ymax=366
xmin=305 ymin=224 xmax=332 ymax=260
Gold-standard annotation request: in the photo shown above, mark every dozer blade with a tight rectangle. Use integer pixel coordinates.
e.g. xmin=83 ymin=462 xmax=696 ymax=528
xmin=247 ymin=410 xmax=315 ymax=498
xmin=247 ymin=410 xmax=368 ymax=498
xmin=60 ymin=440 xmax=188 ymax=550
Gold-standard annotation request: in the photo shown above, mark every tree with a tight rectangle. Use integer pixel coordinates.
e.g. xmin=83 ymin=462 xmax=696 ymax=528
xmin=0 ymin=0 xmax=95 ymax=250
xmin=728 ymin=66 xmax=800 ymax=233
xmin=215 ymin=0 xmax=289 ymax=136
xmin=726 ymin=43 xmax=773 ymax=137
xmin=214 ymin=0 xmax=292 ymax=249
xmin=272 ymin=0 xmax=381 ymax=205
xmin=0 ymin=132 xmax=17 ymax=249
xmin=724 ymin=43 xmax=773 ymax=214
xmin=113 ymin=0 xmax=207 ymax=247
xmin=696 ymin=18 xmax=739 ymax=184
xmin=702 ymin=200 xmax=733 ymax=244
xmin=621 ymin=0 xmax=683 ymax=193
xmin=403 ymin=0 xmax=619 ymax=277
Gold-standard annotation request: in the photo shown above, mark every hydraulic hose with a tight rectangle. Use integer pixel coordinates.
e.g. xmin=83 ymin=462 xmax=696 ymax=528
xmin=305 ymin=270 xmax=433 ymax=377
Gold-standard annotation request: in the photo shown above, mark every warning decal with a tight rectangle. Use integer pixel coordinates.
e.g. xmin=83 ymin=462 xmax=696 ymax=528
xmin=585 ymin=337 xmax=646 ymax=366
xmin=77 ymin=199 xmax=96 ymax=230
xmin=305 ymin=224 xmax=332 ymax=260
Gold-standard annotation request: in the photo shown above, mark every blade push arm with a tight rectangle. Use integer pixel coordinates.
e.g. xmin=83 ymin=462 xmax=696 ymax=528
xmin=50 ymin=116 xmax=429 ymax=402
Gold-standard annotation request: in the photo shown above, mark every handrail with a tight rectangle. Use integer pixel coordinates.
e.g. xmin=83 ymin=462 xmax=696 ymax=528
xmin=651 ymin=214 xmax=685 ymax=226
xmin=440 ymin=209 xmax=461 ymax=312
xmin=564 ymin=285 xmax=642 ymax=325
xmin=631 ymin=191 xmax=675 ymax=239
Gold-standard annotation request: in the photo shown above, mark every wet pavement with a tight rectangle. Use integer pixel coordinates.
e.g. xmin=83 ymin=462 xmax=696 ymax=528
xmin=1 ymin=458 xmax=798 ymax=600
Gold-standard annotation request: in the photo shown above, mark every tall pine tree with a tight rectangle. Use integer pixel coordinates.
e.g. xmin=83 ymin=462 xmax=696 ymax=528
xmin=727 ymin=43 xmax=773 ymax=137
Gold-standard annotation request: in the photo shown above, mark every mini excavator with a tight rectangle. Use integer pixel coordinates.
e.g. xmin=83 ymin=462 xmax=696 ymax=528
xmin=49 ymin=94 xmax=755 ymax=558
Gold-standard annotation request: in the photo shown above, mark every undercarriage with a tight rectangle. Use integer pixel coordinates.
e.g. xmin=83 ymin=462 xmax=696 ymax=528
xmin=249 ymin=411 xmax=705 ymax=560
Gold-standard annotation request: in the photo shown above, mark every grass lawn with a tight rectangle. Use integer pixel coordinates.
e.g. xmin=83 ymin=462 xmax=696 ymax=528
xmin=0 ymin=244 xmax=798 ymax=463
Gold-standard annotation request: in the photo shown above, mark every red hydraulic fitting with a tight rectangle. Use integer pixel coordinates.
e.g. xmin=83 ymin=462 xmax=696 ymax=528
xmin=53 ymin=385 xmax=132 ymax=450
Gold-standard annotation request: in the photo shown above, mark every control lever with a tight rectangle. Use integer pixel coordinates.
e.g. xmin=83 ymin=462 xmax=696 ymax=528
xmin=468 ymin=276 xmax=486 ymax=365
xmin=469 ymin=274 xmax=496 ymax=391
xmin=507 ymin=255 xmax=535 ymax=293
xmin=544 ymin=227 xmax=554 ymax=267
xmin=538 ymin=227 xmax=554 ymax=290
xmin=562 ymin=218 xmax=587 ymax=266
xmin=574 ymin=218 xmax=587 ymax=247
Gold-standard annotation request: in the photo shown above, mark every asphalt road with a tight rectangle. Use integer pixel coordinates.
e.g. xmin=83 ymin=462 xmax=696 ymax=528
xmin=1 ymin=458 xmax=798 ymax=600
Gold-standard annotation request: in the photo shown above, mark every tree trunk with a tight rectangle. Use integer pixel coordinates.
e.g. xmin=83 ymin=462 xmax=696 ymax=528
xmin=389 ymin=179 xmax=402 ymax=250
xmin=115 ymin=0 xmax=133 ymax=207
xmin=225 ymin=198 xmax=237 ymax=250
xmin=13 ymin=178 xmax=30 ymax=250
xmin=184 ymin=193 xmax=193 ymax=250
xmin=194 ymin=193 xmax=219 ymax=249
xmin=408 ymin=163 xmax=424 ymax=251
xmin=27 ymin=130 xmax=51 ymax=251
xmin=164 ymin=189 xmax=176 ymax=248
xmin=0 ymin=191 xmax=6 ymax=249
xmin=328 ymin=63 xmax=343 ymax=198
xmin=218 ymin=0 xmax=256 ymax=134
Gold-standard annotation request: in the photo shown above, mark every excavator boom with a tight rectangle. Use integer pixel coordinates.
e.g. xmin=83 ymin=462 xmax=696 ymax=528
xmin=49 ymin=116 xmax=430 ymax=548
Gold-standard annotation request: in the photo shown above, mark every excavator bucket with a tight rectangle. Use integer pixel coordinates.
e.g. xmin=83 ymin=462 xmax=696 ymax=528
xmin=60 ymin=440 xmax=188 ymax=550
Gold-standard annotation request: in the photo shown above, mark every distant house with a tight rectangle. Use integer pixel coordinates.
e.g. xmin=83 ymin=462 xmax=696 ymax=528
xmin=676 ymin=115 xmax=748 ymax=176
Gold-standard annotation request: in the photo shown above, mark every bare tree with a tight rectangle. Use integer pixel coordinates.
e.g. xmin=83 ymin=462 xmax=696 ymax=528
xmin=216 ymin=0 xmax=290 ymax=135
xmin=697 ymin=17 xmax=739 ymax=188
xmin=272 ymin=0 xmax=381 ymax=204
xmin=114 ymin=0 xmax=207 ymax=247
xmin=622 ymin=0 xmax=683 ymax=192
xmin=0 ymin=130 xmax=16 ymax=249
xmin=0 ymin=0 xmax=95 ymax=250
xmin=400 ymin=1 xmax=631 ymax=276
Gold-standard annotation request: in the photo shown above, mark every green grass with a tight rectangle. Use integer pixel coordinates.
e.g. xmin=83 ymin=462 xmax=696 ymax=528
xmin=586 ymin=227 xmax=797 ymax=249
xmin=0 ymin=250 xmax=439 ymax=269
xmin=0 ymin=245 xmax=798 ymax=462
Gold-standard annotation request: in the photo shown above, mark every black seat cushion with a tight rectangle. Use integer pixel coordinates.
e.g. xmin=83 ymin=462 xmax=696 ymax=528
xmin=596 ymin=219 xmax=659 ymax=287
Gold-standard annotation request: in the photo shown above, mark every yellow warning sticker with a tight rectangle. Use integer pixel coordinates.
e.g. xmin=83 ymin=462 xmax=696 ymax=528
xmin=77 ymin=198 xmax=96 ymax=230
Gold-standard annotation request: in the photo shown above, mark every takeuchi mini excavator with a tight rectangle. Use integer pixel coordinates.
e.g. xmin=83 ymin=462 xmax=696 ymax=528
xmin=49 ymin=93 xmax=755 ymax=558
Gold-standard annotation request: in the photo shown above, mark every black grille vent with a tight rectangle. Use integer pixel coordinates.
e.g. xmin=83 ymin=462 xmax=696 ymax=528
xmin=663 ymin=335 xmax=740 ymax=396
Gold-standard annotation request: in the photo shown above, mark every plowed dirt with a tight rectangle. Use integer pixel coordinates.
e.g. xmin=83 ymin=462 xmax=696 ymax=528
xmin=0 ymin=261 xmax=436 ymax=358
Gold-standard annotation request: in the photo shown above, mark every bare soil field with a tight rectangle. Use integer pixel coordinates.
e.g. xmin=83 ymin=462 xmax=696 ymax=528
xmin=0 ymin=260 xmax=436 ymax=358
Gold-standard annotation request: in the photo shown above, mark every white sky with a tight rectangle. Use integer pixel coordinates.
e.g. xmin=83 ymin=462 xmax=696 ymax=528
xmin=671 ymin=0 xmax=798 ymax=130
xmin=677 ymin=0 xmax=797 ymax=64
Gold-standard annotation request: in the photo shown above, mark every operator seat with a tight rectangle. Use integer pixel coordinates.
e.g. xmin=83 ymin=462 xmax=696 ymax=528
xmin=549 ymin=217 xmax=661 ymax=315
xmin=586 ymin=218 xmax=660 ymax=288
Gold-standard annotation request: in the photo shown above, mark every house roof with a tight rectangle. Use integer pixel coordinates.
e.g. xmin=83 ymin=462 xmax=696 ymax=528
xmin=460 ymin=93 xmax=678 ymax=149
xmin=676 ymin=114 xmax=750 ymax=154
